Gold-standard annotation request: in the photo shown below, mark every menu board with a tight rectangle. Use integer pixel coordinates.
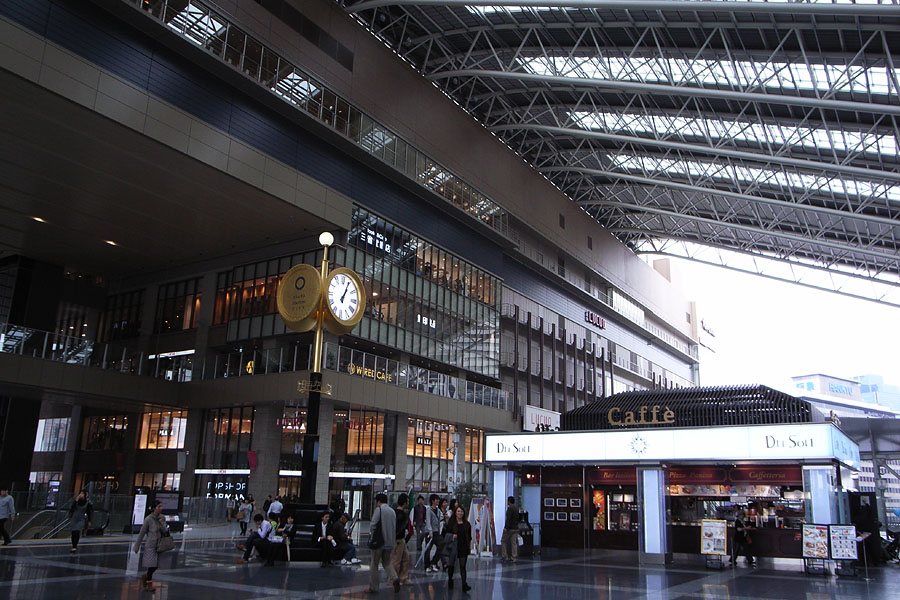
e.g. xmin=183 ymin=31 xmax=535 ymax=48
xmin=828 ymin=525 xmax=858 ymax=560
xmin=700 ymin=519 xmax=727 ymax=555
xmin=802 ymin=524 xmax=829 ymax=559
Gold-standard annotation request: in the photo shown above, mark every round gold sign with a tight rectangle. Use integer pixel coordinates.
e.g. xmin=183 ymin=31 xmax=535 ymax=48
xmin=277 ymin=264 xmax=321 ymax=327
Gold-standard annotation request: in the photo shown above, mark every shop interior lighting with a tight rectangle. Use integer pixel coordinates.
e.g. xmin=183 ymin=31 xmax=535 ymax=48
xmin=31 ymin=216 xmax=47 ymax=223
xmin=104 ymin=240 xmax=118 ymax=246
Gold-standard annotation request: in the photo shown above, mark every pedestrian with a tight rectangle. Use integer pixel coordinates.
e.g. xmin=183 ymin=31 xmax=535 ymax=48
xmin=366 ymin=492 xmax=400 ymax=594
xmin=269 ymin=496 xmax=284 ymax=521
xmin=225 ymin=496 xmax=235 ymax=522
xmin=316 ymin=511 xmax=336 ymax=567
xmin=424 ymin=494 xmax=443 ymax=573
xmin=0 ymin=484 xmax=15 ymax=545
xmin=237 ymin=498 xmax=252 ymax=536
xmin=413 ymin=495 xmax=427 ymax=552
xmin=391 ymin=495 xmax=411 ymax=585
xmin=500 ymin=495 xmax=519 ymax=563
xmin=446 ymin=498 xmax=457 ymax=521
xmin=732 ymin=510 xmax=756 ymax=566
xmin=263 ymin=495 xmax=273 ymax=514
xmin=333 ymin=513 xmax=361 ymax=565
xmin=132 ymin=500 xmax=169 ymax=591
xmin=437 ymin=498 xmax=450 ymax=570
xmin=68 ymin=491 xmax=93 ymax=552
xmin=446 ymin=505 xmax=472 ymax=592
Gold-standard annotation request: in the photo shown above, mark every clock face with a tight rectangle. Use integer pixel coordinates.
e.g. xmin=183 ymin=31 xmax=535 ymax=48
xmin=327 ymin=272 xmax=361 ymax=322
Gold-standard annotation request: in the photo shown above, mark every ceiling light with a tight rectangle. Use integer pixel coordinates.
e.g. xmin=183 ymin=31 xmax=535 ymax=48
xmin=32 ymin=217 xmax=47 ymax=223
xmin=104 ymin=240 xmax=118 ymax=246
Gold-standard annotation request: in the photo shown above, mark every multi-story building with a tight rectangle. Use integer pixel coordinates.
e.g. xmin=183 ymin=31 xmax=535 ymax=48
xmin=0 ymin=0 xmax=697 ymax=515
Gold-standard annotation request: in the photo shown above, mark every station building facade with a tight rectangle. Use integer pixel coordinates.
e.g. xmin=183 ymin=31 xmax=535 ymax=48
xmin=0 ymin=0 xmax=697 ymax=515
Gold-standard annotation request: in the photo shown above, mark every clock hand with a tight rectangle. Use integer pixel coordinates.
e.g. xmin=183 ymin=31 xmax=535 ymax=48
xmin=340 ymin=280 xmax=351 ymax=302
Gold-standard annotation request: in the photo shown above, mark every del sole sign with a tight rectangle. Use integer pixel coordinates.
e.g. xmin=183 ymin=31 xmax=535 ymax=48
xmin=486 ymin=423 xmax=859 ymax=468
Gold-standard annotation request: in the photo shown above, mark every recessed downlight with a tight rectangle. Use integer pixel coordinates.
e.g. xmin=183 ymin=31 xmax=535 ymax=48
xmin=32 ymin=216 xmax=47 ymax=223
xmin=104 ymin=240 xmax=118 ymax=246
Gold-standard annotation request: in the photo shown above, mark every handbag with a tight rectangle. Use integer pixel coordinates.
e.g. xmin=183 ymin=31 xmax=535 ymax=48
xmin=156 ymin=530 xmax=175 ymax=553
xmin=745 ymin=533 xmax=752 ymax=545
xmin=235 ymin=511 xmax=245 ymax=520
xmin=516 ymin=534 xmax=524 ymax=547
xmin=368 ymin=522 xmax=385 ymax=549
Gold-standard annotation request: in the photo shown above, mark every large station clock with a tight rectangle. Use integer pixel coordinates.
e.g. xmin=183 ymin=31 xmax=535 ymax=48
xmin=324 ymin=267 xmax=366 ymax=333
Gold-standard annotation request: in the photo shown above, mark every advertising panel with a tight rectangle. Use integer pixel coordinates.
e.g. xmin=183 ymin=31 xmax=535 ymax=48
xmin=700 ymin=519 xmax=727 ymax=556
xmin=828 ymin=525 xmax=858 ymax=560
xmin=802 ymin=524 xmax=829 ymax=559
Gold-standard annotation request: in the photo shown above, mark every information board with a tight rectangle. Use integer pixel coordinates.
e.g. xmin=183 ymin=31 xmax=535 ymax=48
xmin=802 ymin=524 xmax=829 ymax=559
xmin=700 ymin=519 xmax=727 ymax=556
xmin=131 ymin=493 xmax=148 ymax=528
xmin=828 ymin=525 xmax=858 ymax=560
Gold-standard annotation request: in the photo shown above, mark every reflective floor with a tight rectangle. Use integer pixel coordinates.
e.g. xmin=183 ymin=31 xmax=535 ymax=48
xmin=1 ymin=536 xmax=899 ymax=599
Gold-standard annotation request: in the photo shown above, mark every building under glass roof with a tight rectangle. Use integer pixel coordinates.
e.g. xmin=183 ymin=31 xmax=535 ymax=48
xmin=340 ymin=0 xmax=900 ymax=305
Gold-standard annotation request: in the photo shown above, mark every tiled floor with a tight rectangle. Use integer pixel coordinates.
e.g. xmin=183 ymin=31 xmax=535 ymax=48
xmin=1 ymin=536 xmax=898 ymax=599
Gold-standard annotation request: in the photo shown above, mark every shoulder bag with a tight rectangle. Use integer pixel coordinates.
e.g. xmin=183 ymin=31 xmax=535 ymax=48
xmin=157 ymin=530 xmax=175 ymax=553
xmin=368 ymin=511 xmax=385 ymax=550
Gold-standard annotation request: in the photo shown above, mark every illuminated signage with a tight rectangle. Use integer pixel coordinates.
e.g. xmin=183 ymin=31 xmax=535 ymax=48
xmin=416 ymin=314 xmax=436 ymax=328
xmin=523 ymin=405 xmax=560 ymax=432
xmin=607 ymin=405 xmax=674 ymax=426
xmin=585 ymin=310 xmax=606 ymax=329
xmin=416 ymin=436 xmax=433 ymax=446
xmin=485 ymin=423 xmax=860 ymax=468
xmin=277 ymin=416 xmax=305 ymax=429
xmin=346 ymin=362 xmax=394 ymax=383
xmin=360 ymin=228 xmax=392 ymax=254
xmin=345 ymin=420 xmax=368 ymax=432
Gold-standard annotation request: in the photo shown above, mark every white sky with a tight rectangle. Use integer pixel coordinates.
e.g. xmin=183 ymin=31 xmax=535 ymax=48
xmin=668 ymin=258 xmax=900 ymax=391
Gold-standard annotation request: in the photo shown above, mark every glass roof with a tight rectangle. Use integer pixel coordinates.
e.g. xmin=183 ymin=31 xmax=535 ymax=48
xmin=521 ymin=56 xmax=895 ymax=96
xmin=167 ymin=2 xmax=225 ymax=46
xmin=467 ymin=0 xmax=899 ymax=15
xmin=607 ymin=153 xmax=900 ymax=202
xmin=571 ymin=111 xmax=899 ymax=157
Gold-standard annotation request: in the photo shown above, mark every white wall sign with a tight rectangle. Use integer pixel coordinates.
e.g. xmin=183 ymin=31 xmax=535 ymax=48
xmin=486 ymin=423 xmax=859 ymax=468
xmin=523 ymin=405 xmax=560 ymax=432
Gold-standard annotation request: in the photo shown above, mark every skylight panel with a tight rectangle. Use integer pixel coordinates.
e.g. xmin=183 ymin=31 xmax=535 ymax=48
xmin=273 ymin=71 xmax=319 ymax=105
xmin=167 ymin=3 xmax=225 ymax=47
xmin=607 ymin=152 xmax=900 ymax=202
xmin=571 ymin=111 xmax=899 ymax=157
xmin=521 ymin=56 xmax=894 ymax=97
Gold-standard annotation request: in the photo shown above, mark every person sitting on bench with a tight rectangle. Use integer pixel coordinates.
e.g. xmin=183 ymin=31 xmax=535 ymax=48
xmin=334 ymin=513 xmax=361 ymax=564
xmin=316 ymin=511 xmax=337 ymax=567
xmin=237 ymin=514 xmax=275 ymax=565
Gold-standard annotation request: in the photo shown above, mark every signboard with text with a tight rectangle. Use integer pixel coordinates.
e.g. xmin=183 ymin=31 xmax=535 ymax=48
xmin=701 ymin=519 xmax=727 ymax=556
xmin=828 ymin=525 xmax=858 ymax=560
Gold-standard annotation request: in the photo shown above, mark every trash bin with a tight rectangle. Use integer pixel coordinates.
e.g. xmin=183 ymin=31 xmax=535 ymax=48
xmin=517 ymin=511 xmax=535 ymax=556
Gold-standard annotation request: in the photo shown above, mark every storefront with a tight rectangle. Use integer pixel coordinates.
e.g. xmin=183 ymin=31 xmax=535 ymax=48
xmin=488 ymin=387 xmax=860 ymax=563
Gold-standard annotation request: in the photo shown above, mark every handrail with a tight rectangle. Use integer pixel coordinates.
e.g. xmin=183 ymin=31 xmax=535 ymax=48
xmin=11 ymin=510 xmax=56 ymax=539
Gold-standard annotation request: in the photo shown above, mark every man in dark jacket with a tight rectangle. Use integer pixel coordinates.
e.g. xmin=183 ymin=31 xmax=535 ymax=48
xmin=316 ymin=511 xmax=337 ymax=567
xmin=391 ymin=495 xmax=411 ymax=584
xmin=500 ymin=496 xmax=519 ymax=562
xmin=333 ymin=513 xmax=361 ymax=564
xmin=413 ymin=495 xmax=427 ymax=552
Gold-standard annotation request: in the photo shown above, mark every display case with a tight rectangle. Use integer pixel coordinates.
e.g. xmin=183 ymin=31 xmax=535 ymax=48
xmin=589 ymin=486 xmax=639 ymax=550
xmin=607 ymin=493 xmax=639 ymax=532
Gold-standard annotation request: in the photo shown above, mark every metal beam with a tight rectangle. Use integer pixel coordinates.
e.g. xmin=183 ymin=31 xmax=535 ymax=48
xmin=591 ymin=199 xmax=900 ymax=263
xmin=347 ymin=1 xmax=900 ymax=17
xmin=631 ymin=248 xmax=900 ymax=308
xmin=542 ymin=166 xmax=900 ymax=229
xmin=429 ymin=69 xmax=900 ymax=117
xmin=501 ymin=123 xmax=900 ymax=183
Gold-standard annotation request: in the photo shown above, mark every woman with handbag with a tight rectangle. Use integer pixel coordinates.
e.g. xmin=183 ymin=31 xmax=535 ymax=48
xmin=237 ymin=499 xmax=252 ymax=536
xmin=132 ymin=500 xmax=172 ymax=591
xmin=445 ymin=505 xmax=472 ymax=592
xmin=67 ymin=491 xmax=92 ymax=552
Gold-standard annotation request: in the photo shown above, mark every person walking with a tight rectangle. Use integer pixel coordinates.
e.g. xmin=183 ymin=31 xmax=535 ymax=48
xmin=262 ymin=495 xmax=273 ymax=515
xmin=237 ymin=498 xmax=252 ymax=536
xmin=132 ymin=500 xmax=169 ymax=591
xmin=424 ymin=494 xmax=443 ymax=573
xmin=269 ymin=496 xmax=284 ymax=520
xmin=446 ymin=505 xmax=472 ymax=592
xmin=413 ymin=495 xmax=427 ymax=552
xmin=391 ymin=495 xmax=411 ymax=585
xmin=0 ymin=485 xmax=15 ymax=546
xmin=68 ymin=491 xmax=93 ymax=552
xmin=500 ymin=495 xmax=519 ymax=563
xmin=366 ymin=492 xmax=400 ymax=594
xmin=225 ymin=496 xmax=235 ymax=522
xmin=732 ymin=510 xmax=756 ymax=566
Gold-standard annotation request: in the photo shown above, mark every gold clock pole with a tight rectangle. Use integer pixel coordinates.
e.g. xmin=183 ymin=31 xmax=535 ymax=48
xmin=299 ymin=231 xmax=334 ymax=504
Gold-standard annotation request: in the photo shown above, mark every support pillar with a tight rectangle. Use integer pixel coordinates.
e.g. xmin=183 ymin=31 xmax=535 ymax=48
xmin=638 ymin=467 xmax=671 ymax=564
xmin=59 ymin=404 xmax=82 ymax=494
xmin=391 ymin=414 xmax=409 ymax=492
xmin=178 ymin=408 xmax=204 ymax=494
xmin=314 ymin=396 xmax=334 ymax=505
xmin=248 ymin=403 xmax=283 ymax=506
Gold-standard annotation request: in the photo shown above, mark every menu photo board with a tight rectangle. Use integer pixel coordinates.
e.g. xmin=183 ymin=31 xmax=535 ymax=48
xmin=802 ymin=524 xmax=829 ymax=559
xmin=828 ymin=525 xmax=858 ymax=561
xmin=700 ymin=519 xmax=727 ymax=556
